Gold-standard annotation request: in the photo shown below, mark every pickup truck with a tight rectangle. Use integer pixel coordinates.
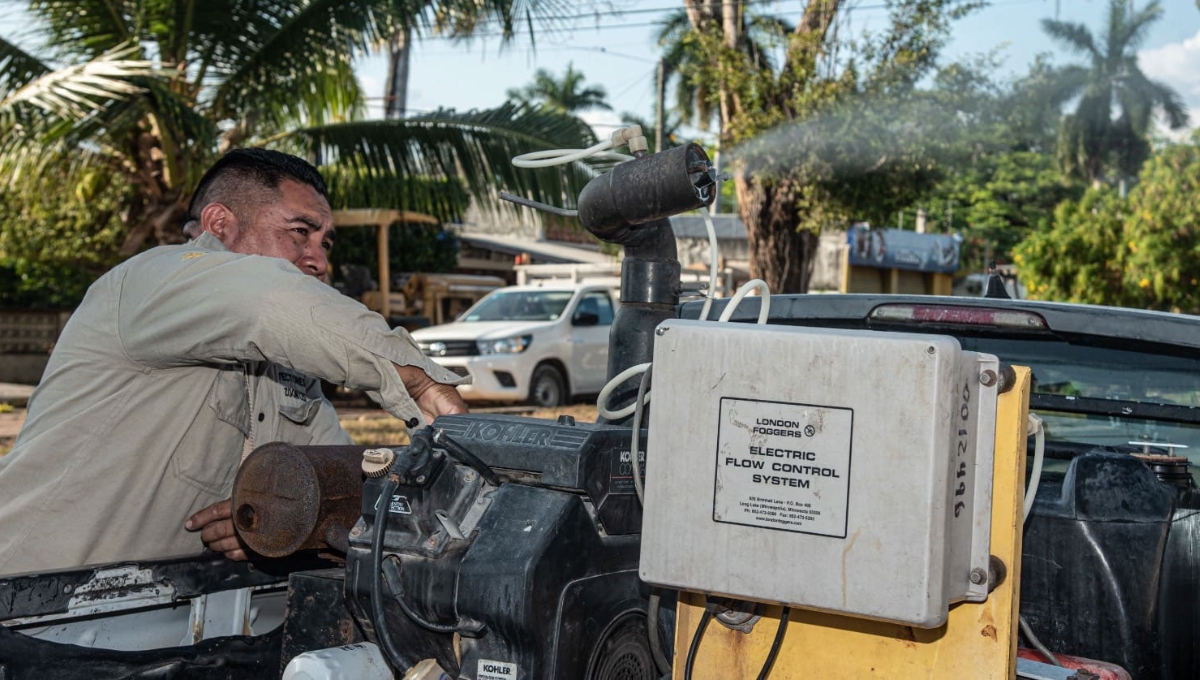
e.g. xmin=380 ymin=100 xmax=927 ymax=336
xmin=409 ymin=283 xmax=618 ymax=407
xmin=690 ymin=291 xmax=1200 ymax=679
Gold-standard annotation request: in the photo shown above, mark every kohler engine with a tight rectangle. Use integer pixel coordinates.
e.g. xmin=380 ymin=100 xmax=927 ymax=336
xmin=230 ymin=138 xmax=717 ymax=678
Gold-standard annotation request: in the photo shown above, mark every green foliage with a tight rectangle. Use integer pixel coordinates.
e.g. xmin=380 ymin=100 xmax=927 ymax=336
xmin=0 ymin=0 xmax=597 ymax=302
xmin=1013 ymin=188 xmax=1127 ymax=305
xmin=1016 ymin=141 xmax=1200 ymax=313
xmin=0 ymin=162 xmax=131 ymax=307
xmin=1121 ymin=144 xmax=1200 ymax=312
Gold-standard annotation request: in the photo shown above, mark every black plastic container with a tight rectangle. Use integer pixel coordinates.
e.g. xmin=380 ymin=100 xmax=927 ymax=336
xmin=1020 ymin=452 xmax=1200 ymax=678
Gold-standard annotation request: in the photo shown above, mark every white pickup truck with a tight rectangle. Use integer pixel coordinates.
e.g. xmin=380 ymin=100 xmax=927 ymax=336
xmin=409 ymin=283 xmax=617 ymax=406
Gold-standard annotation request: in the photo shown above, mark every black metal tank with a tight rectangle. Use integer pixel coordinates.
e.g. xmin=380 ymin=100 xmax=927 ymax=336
xmin=1020 ymin=452 xmax=1200 ymax=679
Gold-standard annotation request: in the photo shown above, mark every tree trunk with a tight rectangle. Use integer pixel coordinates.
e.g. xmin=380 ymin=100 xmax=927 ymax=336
xmin=384 ymin=26 xmax=412 ymax=120
xmin=735 ymin=171 xmax=818 ymax=293
xmin=119 ymin=199 xmax=188 ymax=256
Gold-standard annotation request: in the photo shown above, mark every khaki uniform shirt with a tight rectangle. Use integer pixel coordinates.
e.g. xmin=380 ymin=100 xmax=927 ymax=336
xmin=0 ymin=233 xmax=464 ymax=575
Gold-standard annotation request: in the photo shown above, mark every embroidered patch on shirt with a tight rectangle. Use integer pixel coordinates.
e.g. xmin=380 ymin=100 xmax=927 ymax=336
xmin=181 ymin=252 xmax=208 ymax=261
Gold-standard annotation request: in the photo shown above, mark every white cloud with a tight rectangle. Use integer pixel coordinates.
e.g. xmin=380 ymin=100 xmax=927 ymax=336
xmin=1139 ymin=29 xmax=1200 ymax=129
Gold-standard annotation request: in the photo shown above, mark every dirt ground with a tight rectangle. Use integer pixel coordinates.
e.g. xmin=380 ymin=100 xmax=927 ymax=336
xmin=0 ymin=401 xmax=602 ymax=456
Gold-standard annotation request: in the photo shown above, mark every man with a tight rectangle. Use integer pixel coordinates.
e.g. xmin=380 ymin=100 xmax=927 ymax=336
xmin=0 ymin=149 xmax=466 ymax=574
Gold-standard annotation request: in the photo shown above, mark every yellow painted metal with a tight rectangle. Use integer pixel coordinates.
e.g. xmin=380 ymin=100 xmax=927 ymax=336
xmin=672 ymin=367 xmax=1032 ymax=680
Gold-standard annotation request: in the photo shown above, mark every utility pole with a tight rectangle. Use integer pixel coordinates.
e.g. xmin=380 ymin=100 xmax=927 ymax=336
xmin=384 ymin=25 xmax=412 ymax=119
xmin=655 ymin=58 xmax=665 ymax=154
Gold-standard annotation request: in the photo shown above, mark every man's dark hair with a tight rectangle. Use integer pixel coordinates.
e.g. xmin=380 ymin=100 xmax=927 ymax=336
xmin=186 ymin=148 xmax=328 ymax=226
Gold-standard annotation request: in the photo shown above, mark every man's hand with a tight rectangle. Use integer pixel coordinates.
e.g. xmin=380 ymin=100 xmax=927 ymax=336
xmin=397 ymin=364 xmax=468 ymax=424
xmin=185 ymin=499 xmax=248 ymax=561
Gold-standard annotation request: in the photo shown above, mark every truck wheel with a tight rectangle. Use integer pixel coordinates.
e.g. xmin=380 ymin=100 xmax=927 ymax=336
xmin=529 ymin=365 xmax=566 ymax=407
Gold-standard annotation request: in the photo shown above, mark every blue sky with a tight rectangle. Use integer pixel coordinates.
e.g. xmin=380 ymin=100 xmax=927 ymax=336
xmin=355 ymin=0 xmax=1200 ymax=135
xmin=3 ymin=0 xmax=1199 ymax=134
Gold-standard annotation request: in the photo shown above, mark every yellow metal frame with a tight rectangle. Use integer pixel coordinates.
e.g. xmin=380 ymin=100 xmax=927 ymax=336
xmin=672 ymin=367 xmax=1032 ymax=679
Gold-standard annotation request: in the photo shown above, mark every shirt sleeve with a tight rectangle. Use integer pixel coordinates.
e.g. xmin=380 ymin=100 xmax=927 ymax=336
xmin=115 ymin=246 xmax=467 ymax=426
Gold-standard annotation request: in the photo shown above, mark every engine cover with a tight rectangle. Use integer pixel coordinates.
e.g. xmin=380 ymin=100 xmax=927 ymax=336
xmin=343 ymin=415 xmax=664 ymax=679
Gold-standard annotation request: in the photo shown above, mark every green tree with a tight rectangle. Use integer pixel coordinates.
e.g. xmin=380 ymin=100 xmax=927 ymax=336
xmin=1016 ymin=139 xmax=1200 ymax=313
xmin=1012 ymin=188 xmax=1127 ymax=305
xmin=0 ymin=0 xmax=595 ymax=269
xmin=656 ymin=8 xmax=793 ymax=131
xmin=1043 ymin=0 xmax=1187 ymax=184
xmin=675 ymin=0 xmax=978 ymax=292
xmin=506 ymin=62 xmax=611 ymax=114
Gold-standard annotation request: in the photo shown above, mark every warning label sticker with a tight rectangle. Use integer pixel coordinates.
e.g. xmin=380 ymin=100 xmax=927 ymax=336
xmin=477 ymin=659 xmax=518 ymax=679
xmin=713 ymin=397 xmax=853 ymax=538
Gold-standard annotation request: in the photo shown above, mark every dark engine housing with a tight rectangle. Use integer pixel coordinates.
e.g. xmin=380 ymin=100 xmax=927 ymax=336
xmin=343 ymin=413 xmax=667 ymax=679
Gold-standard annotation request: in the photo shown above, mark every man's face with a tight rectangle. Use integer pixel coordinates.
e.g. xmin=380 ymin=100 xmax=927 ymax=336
xmin=222 ymin=179 xmax=336 ymax=278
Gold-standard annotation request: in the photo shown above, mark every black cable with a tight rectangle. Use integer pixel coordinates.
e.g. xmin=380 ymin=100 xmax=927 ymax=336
xmin=683 ymin=607 xmax=713 ymax=680
xmin=756 ymin=608 xmax=790 ymax=680
xmin=369 ymin=475 xmax=411 ymax=673
xmin=382 ymin=555 xmax=484 ymax=635
xmin=432 ymin=429 xmax=501 ymax=486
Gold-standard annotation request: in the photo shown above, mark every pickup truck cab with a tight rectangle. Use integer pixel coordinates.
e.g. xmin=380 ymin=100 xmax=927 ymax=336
xmin=409 ymin=283 xmax=617 ymax=406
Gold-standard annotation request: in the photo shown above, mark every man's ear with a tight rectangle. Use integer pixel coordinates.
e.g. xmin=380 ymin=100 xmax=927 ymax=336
xmin=199 ymin=203 xmax=239 ymax=245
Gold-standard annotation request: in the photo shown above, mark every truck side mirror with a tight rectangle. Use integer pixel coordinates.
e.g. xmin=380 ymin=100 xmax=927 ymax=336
xmin=572 ymin=311 xmax=600 ymax=327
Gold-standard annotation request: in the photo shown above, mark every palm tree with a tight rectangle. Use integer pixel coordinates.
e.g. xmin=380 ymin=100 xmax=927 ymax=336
xmin=655 ymin=8 xmax=793 ymax=131
xmin=506 ymin=62 xmax=611 ymax=115
xmin=1042 ymin=0 xmax=1187 ymax=185
xmin=0 ymin=0 xmax=595 ymax=260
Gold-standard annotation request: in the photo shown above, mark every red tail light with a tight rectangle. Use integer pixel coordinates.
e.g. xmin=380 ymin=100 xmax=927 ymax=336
xmin=868 ymin=304 xmax=1048 ymax=330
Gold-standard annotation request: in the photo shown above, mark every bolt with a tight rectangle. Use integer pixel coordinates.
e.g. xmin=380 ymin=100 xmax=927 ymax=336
xmin=979 ymin=369 xmax=997 ymax=387
xmin=426 ymin=536 xmax=438 ymax=548
xmin=926 ymin=346 xmax=936 ymax=355
xmin=656 ymin=326 xmax=668 ymax=336
xmin=464 ymin=470 xmax=477 ymax=482
xmin=433 ymin=450 xmax=443 ymax=459
xmin=415 ymin=475 xmax=426 ymax=484
xmin=350 ymin=526 xmax=363 ymax=537
xmin=969 ymin=568 xmax=987 ymax=585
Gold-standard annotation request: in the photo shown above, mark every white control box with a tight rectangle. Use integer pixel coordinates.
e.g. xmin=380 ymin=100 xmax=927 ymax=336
xmin=639 ymin=320 xmax=998 ymax=628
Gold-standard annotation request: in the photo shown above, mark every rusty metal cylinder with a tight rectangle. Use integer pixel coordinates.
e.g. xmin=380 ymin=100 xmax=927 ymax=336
xmin=231 ymin=442 xmax=373 ymax=558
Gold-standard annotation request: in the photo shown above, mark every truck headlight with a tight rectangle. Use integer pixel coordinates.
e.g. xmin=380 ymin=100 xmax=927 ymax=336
xmin=477 ymin=335 xmax=532 ymax=355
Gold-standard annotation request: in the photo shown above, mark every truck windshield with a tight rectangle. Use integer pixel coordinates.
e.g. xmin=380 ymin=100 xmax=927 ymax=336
xmin=461 ymin=290 xmax=575 ymax=322
xmin=957 ymin=336 xmax=1200 ymax=460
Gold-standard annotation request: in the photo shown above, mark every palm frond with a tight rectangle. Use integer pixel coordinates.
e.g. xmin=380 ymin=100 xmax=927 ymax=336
xmin=0 ymin=35 xmax=52 ymax=98
xmin=278 ymin=103 xmax=600 ymax=215
xmin=1116 ymin=0 xmax=1163 ymax=54
xmin=209 ymin=0 xmax=393 ymax=125
xmin=28 ymin=0 xmax=135 ymax=57
xmin=1123 ymin=64 xmax=1188 ymax=130
xmin=0 ymin=45 xmax=166 ymax=122
xmin=1041 ymin=18 xmax=1100 ymax=61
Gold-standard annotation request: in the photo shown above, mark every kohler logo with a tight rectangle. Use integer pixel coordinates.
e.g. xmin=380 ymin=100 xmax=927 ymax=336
xmin=464 ymin=421 xmax=553 ymax=446
xmin=481 ymin=664 xmax=511 ymax=674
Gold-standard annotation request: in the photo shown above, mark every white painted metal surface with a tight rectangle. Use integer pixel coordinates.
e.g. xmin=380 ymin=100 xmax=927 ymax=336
xmin=281 ymin=642 xmax=394 ymax=680
xmin=639 ymin=320 xmax=999 ymax=628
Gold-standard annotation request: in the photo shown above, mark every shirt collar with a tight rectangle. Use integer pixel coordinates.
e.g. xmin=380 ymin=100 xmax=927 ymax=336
xmin=192 ymin=231 xmax=229 ymax=253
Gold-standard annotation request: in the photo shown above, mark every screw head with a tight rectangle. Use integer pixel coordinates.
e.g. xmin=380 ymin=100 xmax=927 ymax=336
xmin=350 ymin=526 xmax=363 ymax=537
xmin=969 ymin=568 xmax=987 ymax=585
xmin=415 ymin=475 xmax=426 ymax=484
xmin=655 ymin=326 xmax=668 ymax=336
xmin=980 ymin=369 xmax=998 ymax=387
xmin=926 ymin=346 xmax=936 ymax=355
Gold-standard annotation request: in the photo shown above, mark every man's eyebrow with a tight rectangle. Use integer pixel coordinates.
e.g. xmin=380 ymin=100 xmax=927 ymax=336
xmin=286 ymin=215 xmax=323 ymax=231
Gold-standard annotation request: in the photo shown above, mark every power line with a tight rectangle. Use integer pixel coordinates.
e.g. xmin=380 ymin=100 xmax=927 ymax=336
xmin=409 ymin=0 xmax=1050 ymax=42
